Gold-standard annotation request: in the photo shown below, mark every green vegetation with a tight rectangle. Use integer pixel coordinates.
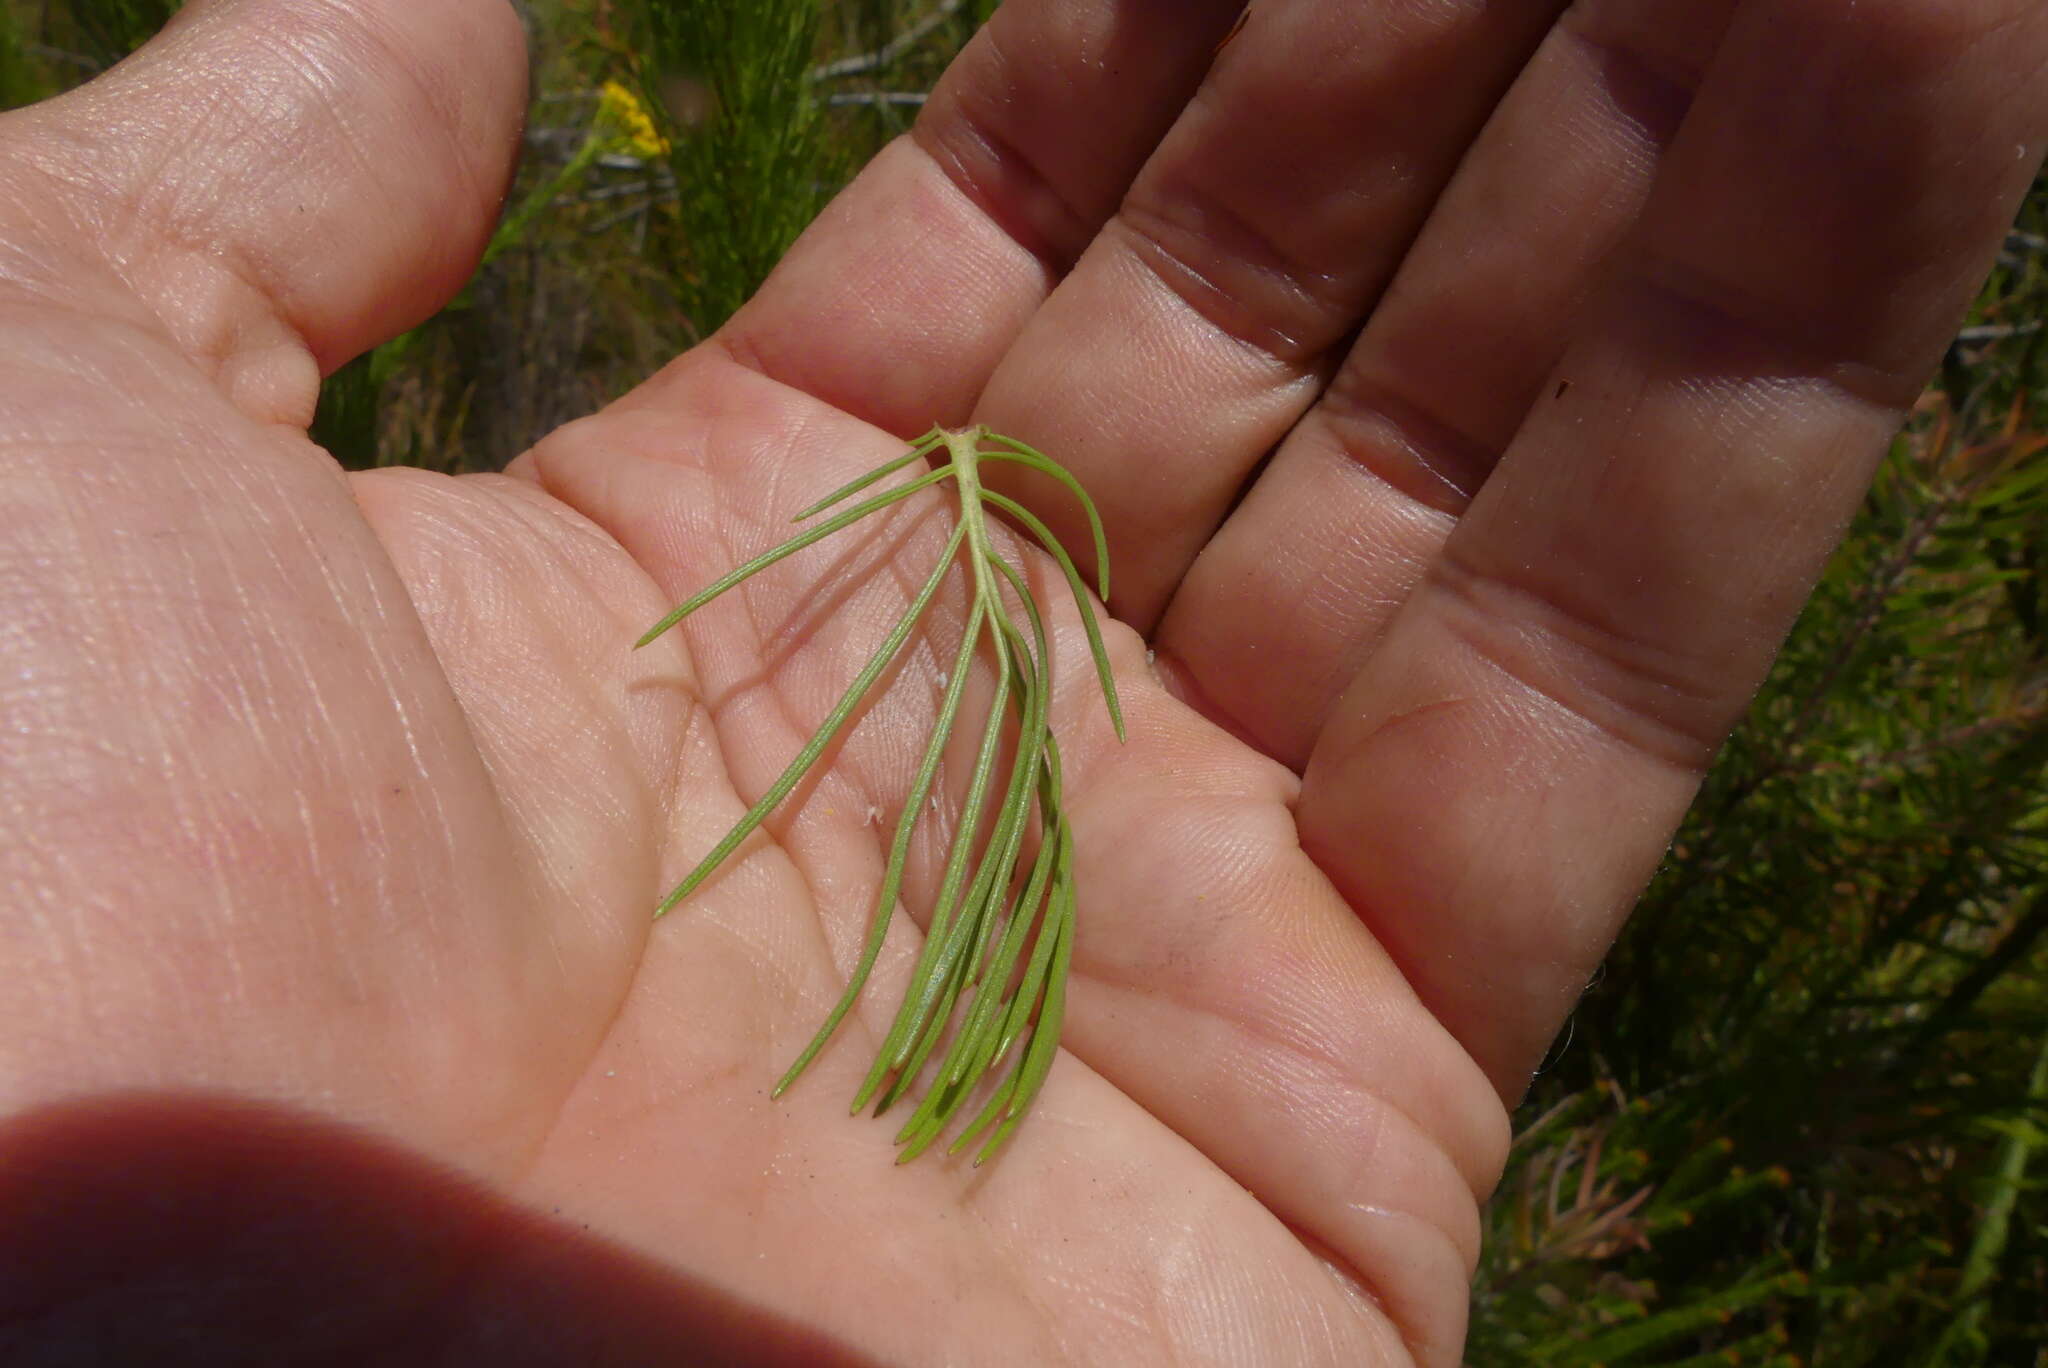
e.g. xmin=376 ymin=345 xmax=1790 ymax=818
xmin=639 ymin=426 xmax=1122 ymax=1164
xmin=9 ymin=0 xmax=2043 ymax=1359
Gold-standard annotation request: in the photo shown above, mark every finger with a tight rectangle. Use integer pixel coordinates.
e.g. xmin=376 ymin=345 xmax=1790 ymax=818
xmin=1155 ymin=0 xmax=1740 ymax=764
xmin=0 ymin=0 xmax=525 ymax=426
xmin=968 ymin=0 xmax=1568 ymax=626
xmin=685 ymin=0 xmax=1244 ymax=436
xmin=1297 ymin=0 xmax=2048 ymax=1098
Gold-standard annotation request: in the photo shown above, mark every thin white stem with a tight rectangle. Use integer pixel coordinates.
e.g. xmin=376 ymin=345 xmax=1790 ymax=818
xmin=825 ymin=92 xmax=929 ymax=108
xmin=810 ymin=0 xmax=966 ymax=81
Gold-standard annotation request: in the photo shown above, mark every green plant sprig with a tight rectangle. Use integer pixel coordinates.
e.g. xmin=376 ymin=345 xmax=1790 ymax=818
xmin=638 ymin=425 xmax=1123 ymax=1163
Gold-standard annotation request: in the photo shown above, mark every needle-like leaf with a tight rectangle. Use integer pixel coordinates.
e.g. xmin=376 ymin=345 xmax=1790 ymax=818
xmin=977 ymin=489 xmax=1125 ymax=742
xmin=978 ymin=433 xmax=1112 ymax=603
xmin=790 ymin=427 xmax=947 ymax=522
xmin=637 ymin=464 xmax=957 ymax=648
xmin=641 ymin=426 xmax=1123 ymax=1162
xmin=652 ymin=518 xmax=967 ymax=916
xmin=771 ymin=596 xmax=987 ymax=1097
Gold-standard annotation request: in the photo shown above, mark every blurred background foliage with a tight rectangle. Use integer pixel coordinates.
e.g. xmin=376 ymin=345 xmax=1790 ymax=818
xmin=6 ymin=1 xmax=2044 ymax=1361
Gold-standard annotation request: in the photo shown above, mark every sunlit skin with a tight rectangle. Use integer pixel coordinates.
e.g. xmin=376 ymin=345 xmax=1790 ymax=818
xmin=2 ymin=1 xmax=2044 ymax=1364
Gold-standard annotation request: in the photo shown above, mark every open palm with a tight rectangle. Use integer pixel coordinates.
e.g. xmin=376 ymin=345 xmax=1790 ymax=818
xmin=5 ymin=2 xmax=2043 ymax=1364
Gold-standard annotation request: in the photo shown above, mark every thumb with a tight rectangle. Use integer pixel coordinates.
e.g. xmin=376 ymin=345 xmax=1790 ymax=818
xmin=0 ymin=0 xmax=526 ymax=426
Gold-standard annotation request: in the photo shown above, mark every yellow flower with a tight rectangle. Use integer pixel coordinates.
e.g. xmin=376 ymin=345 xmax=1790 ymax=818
xmin=596 ymin=79 xmax=670 ymax=160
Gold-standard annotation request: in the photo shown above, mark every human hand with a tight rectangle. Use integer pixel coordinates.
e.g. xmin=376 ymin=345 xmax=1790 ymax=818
xmin=3 ymin=2 xmax=2042 ymax=1365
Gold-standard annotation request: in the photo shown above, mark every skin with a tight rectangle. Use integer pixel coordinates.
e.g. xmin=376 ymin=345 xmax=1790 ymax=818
xmin=1 ymin=0 xmax=2043 ymax=1363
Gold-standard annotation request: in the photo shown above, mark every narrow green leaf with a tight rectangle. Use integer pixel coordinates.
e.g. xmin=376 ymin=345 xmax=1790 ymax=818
xmin=790 ymin=427 xmax=947 ymax=522
xmin=978 ymin=434 xmax=1113 ymax=602
xmin=881 ymin=620 xmax=1047 ymax=1122
xmin=973 ymin=869 xmax=1074 ymax=1164
xmin=653 ymin=519 xmax=968 ymax=917
xmin=978 ymin=489 xmax=1125 ymax=741
xmin=649 ymin=426 xmax=1124 ymax=1164
xmin=771 ymin=596 xmax=988 ymax=1097
xmin=637 ymin=464 xmax=957 ymax=648
xmin=854 ymin=622 xmax=1015 ymax=1110
xmin=950 ymin=817 xmax=1070 ymax=1158
xmin=903 ymin=775 xmax=1060 ymax=1148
